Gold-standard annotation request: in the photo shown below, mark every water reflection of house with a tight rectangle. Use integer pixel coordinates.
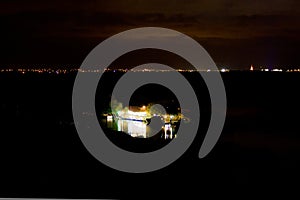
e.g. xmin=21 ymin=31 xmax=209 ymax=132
xmin=114 ymin=106 xmax=148 ymax=138
xmin=164 ymin=123 xmax=173 ymax=139
xmin=117 ymin=119 xmax=147 ymax=138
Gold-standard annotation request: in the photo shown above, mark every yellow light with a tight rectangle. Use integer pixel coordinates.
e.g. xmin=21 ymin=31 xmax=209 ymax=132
xmin=107 ymin=115 xmax=113 ymax=121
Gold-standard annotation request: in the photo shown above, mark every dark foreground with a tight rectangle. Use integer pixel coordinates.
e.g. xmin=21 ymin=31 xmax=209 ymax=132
xmin=0 ymin=71 xmax=300 ymax=198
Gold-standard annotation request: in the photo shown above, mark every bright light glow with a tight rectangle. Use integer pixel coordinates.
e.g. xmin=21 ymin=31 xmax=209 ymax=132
xmin=127 ymin=110 xmax=147 ymax=116
xmin=128 ymin=121 xmax=146 ymax=138
xmin=117 ymin=120 xmax=123 ymax=132
xmin=220 ymin=68 xmax=229 ymax=72
xmin=107 ymin=115 xmax=113 ymax=121
xmin=164 ymin=124 xmax=173 ymax=139
xmin=117 ymin=119 xmax=147 ymax=138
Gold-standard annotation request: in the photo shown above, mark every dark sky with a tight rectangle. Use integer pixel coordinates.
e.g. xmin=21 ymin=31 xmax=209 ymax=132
xmin=1 ymin=0 xmax=299 ymax=69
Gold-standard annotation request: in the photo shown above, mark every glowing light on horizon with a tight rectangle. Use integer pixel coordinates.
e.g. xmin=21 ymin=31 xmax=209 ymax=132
xmin=272 ymin=69 xmax=283 ymax=72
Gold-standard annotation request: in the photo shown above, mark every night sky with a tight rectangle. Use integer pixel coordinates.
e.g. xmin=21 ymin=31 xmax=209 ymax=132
xmin=1 ymin=0 xmax=299 ymax=69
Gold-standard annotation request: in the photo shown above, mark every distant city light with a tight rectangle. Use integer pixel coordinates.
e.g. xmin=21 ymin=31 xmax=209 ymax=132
xmin=272 ymin=69 xmax=283 ymax=72
xmin=250 ymin=65 xmax=254 ymax=71
xmin=1 ymin=66 xmax=300 ymax=74
xmin=220 ymin=68 xmax=229 ymax=72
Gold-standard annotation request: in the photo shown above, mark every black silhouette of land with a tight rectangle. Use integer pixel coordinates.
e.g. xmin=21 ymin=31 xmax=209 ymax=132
xmin=0 ymin=70 xmax=300 ymax=198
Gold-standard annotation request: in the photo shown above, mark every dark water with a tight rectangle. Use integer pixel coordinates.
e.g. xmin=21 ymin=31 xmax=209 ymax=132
xmin=0 ymin=71 xmax=299 ymax=198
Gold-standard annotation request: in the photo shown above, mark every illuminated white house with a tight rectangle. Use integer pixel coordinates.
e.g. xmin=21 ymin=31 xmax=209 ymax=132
xmin=112 ymin=105 xmax=176 ymax=139
xmin=117 ymin=106 xmax=148 ymax=121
